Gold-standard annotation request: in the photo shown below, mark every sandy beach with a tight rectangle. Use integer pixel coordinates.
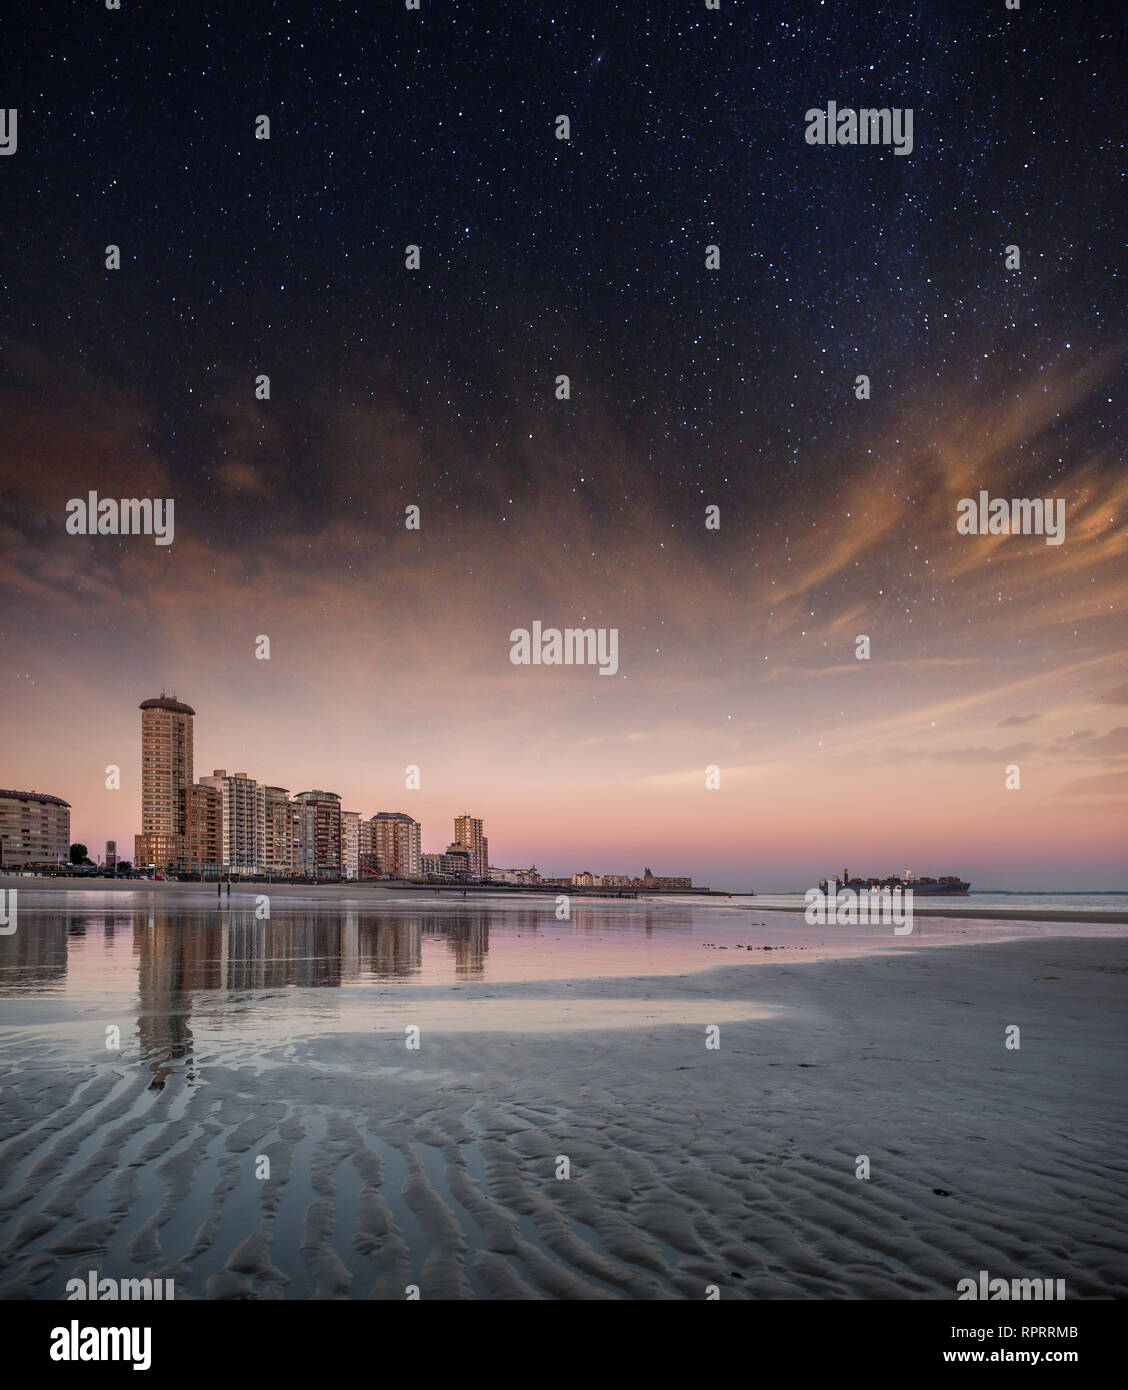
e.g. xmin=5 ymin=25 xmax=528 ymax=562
xmin=1 ymin=901 xmax=1125 ymax=1299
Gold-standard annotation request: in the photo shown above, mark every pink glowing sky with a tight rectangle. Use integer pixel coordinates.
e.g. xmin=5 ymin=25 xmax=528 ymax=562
xmin=2 ymin=345 xmax=1126 ymax=890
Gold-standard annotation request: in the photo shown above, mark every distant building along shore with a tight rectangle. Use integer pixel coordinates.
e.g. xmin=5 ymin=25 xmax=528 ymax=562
xmin=0 ymin=789 xmax=71 ymax=869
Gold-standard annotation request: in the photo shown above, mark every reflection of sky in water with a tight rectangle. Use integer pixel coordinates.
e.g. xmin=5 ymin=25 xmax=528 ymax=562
xmin=1 ymin=897 xmax=1125 ymax=1091
xmin=3 ymin=897 xmax=1127 ymax=994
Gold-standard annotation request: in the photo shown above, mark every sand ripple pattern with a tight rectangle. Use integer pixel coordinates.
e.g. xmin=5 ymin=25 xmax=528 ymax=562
xmin=1 ymin=939 xmax=1126 ymax=1299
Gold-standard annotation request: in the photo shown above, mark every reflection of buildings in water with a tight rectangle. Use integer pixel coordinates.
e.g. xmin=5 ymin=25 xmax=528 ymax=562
xmin=224 ymin=909 xmax=491 ymax=981
xmin=645 ymin=910 xmax=693 ymax=936
xmin=0 ymin=911 xmax=69 ymax=991
xmin=217 ymin=910 xmax=424 ymax=986
xmin=223 ymin=913 xmax=267 ymax=993
xmin=133 ymin=911 xmax=221 ymax=1089
xmin=421 ymin=912 xmax=490 ymax=979
xmin=569 ymin=908 xmax=695 ymax=937
xmin=223 ymin=910 xmax=482 ymax=981
xmin=96 ymin=912 xmax=132 ymax=944
xmin=292 ymin=918 xmax=346 ymax=989
xmin=224 ymin=914 xmax=346 ymax=991
xmin=508 ymin=910 xmax=542 ymax=936
xmin=342 ymin=909 xmax=359 ymax=978
xmin=356 ymin=916 xmax=423 ymax=979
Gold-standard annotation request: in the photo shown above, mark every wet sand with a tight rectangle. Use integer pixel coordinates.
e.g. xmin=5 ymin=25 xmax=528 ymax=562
xmin=1 ymin=922 xmax=1126 ymax=1300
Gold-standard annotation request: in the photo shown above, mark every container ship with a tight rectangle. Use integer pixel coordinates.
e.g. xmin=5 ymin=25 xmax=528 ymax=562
xmin=818 ymin=868 xmax=971 ymax=897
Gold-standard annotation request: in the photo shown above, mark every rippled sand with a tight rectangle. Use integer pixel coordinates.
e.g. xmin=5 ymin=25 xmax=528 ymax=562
xmin=1 ymin=930 xmax=1126 ymax=1299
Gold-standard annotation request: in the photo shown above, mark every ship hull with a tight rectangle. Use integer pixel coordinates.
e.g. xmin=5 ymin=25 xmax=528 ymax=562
xmin=823 ymin=876 xmax=972 ymax=897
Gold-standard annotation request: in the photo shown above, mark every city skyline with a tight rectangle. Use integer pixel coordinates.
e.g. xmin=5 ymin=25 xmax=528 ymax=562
xmin=131 ymin=692 xmax=490 ymax=881
xmin=122 ymin=691 xmax=696 ymax=886
xmin=4 ymin=664 xmax=1125 ymax=890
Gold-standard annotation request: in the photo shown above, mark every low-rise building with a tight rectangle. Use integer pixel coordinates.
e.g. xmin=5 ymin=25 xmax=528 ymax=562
xmin=488 ymin=865 xmax=543 ymax=885
xmin=422 ymin=848 xmax=471 ymax=879
xmin=637 ymin=867 xmax=693 ymax=890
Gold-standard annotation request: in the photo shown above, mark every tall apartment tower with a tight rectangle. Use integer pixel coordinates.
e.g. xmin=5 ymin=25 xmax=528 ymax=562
xmin=263 ymin=786 xmax=293 ymax=876
xmin=198 ymin=770 xmax=266 ymax=876
xmin=185 ymin=783 xmax=222 ymax=875
xmin=342 ymin=811 xmax=360 ymax=881
xmin=399 ymin=815 xmax=422 ymax=877
xmin=369 ymin=812 xmax=422 ymax=878
xmin=292 ymin=791 xmax=342 ymax=879
xmin=105 ymin=840 xmax=116 ymax=869
xmin=453 ymin=813 xmax=488 ymax=879
xmin=135 ymin=694 xmax=195 ymax=871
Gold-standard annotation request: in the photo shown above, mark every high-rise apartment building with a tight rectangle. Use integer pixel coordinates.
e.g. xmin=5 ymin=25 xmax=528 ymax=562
xmin=198 ymin=770 xmax=266 ymax=876
xmin=0 ymin=790 xmax=71 ymax=868
xmin=453 ymin=814 xmax=488 ymax=879
xmin=105 ymin=840 xmax=116 ymax=869
xmin=369 ymin=812 xmax=422 ymax=878
xmin=263 ymin=786 xmax=292 ymax=876
xmin=357 ymin=817 xmax=373 ymax=871
xmin=135 ymin=694 xmax=194 ymax=871
xmin=342 ymin=811 xmax=360 ymax=881
xmin=185 ymin=783 xmax=222 ymax=874
xmin=292 ymin=791 xmax=342 ymax=879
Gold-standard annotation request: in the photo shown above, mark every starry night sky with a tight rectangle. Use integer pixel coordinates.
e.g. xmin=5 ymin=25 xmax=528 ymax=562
xmin=1 ymin=1 xmax=1125 ymax=888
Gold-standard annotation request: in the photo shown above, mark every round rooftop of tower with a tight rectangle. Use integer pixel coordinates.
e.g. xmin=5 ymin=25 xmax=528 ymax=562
xmin=139 ymin=696 xmax=196 ymax=715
